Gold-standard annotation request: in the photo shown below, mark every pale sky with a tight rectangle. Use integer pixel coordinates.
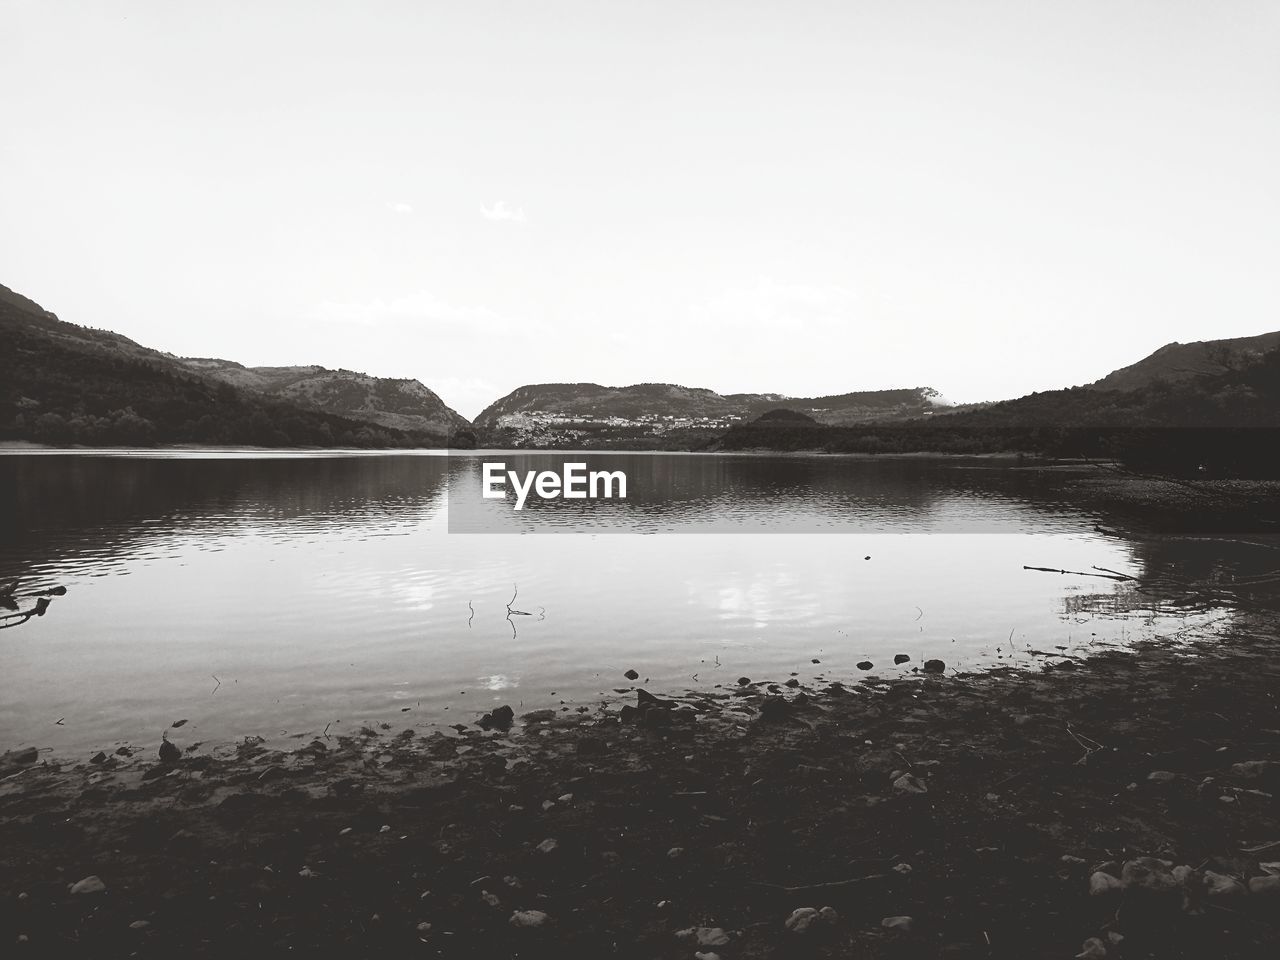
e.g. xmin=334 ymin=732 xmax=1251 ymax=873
xmin=3 ymin=1 xmax=1278 ymax=420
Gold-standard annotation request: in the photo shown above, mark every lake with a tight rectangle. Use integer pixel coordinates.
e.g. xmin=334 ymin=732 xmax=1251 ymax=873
xmin=0 ymin=450 xmax=1238 ymax=756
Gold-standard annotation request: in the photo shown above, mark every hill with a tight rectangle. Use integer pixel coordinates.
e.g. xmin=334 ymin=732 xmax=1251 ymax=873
xmin=1087 ymin=330 xmax=1280 ymax=392
xmin=178 ymin=358 xmax=469 ymax=438
xmin=721 ymin=341 xmax=1280 ymax=474
xmin=475 ymin=382 xmax=943 ymax=428
xmin=0 ymin=283 xmax=447 ymax=448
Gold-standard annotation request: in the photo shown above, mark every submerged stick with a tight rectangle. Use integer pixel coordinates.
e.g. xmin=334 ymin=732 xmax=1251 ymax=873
xmin=1023 ymin=565 xmax=1130 ymax=581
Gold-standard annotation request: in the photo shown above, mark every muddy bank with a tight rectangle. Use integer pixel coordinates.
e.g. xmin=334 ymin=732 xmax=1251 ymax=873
xmin=3 ymin=621 xmax=1280 ymax=959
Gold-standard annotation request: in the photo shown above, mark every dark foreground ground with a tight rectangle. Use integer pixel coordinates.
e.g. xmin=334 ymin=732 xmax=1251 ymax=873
xmin=2 ymin=619 xmax=1279 ymax=960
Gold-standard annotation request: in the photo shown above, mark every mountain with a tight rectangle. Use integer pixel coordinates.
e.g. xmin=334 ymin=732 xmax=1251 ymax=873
xmin=177 ymin=358 xmax=470 ymax=438
xmin=0 ymin=282 xmax=448 ymax=448
xmin=721 ymin=338 xmax=1280 ymax=474
xmin=475 ymin=382 xmax=944 ymax=428
xmin=1087 ymin=331 xmax=1280 ymax=392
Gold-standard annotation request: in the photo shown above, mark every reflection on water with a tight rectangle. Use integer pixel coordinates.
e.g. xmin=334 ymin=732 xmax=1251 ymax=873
xmin=0 ymin=450 xmax=1248 ymax=755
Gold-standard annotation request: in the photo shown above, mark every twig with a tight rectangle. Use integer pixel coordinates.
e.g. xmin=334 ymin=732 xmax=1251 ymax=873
xmin=1023 ymin=565 xmax=1130 ymax=581
xmin=751 ymin=873 xmax=889 ymax=893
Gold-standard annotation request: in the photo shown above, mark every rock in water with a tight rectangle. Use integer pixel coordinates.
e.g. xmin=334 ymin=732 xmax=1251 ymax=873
xmin=3 ymin=746 xmax=39 ymax=768
xmin=923 ymin=659 xmax=946 ymax=673
xmin=478 ymin=705 xmax=515 ymax=730
xmin=624 ymin=669 xmax=639 ymax=680
xmin=894 ymin=654 xmax=911 ymax=664
xmin=158 ymin=738 xmax=181 ymax=763
xmin=69 ymin=876 xmax=106 ymax=895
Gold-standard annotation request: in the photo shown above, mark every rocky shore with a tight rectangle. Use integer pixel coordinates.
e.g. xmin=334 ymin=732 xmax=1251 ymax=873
xmin=3 ymin=618 xmax=1280 ymax=959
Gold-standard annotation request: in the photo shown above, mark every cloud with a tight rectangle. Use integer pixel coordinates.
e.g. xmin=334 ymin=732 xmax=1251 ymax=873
xmin=385 ymin=201 xmax=413 ymax=215
xmin=480 ymin=200 xmax=526 ymax=223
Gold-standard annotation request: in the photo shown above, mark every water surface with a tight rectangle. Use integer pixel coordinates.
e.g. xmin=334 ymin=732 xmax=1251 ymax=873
xmin=0 ymin=450 xmax=1239 ymax=755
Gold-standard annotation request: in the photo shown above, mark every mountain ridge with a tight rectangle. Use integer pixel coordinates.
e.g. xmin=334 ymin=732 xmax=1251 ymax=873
xmin=0 ymin=283 xmax=449 ymax=448
xmin=476 ymin=381 xmax=944 ymax=427
xmin=1087 ymin=330 xmax=1280 ymax=393
xmin=176 ymin=357 xmax=470 ymax=437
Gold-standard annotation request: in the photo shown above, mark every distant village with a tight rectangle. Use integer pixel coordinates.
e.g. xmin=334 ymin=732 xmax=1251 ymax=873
xmin=493 ymin=410 xmax=746 ymax=444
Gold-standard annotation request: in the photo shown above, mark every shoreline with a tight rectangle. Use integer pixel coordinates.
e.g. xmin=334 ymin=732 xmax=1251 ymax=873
xmin=4 ymin=617 xmax=1279 ymax=957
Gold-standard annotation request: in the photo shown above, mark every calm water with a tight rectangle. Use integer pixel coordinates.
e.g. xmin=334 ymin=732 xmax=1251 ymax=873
xmin=0 ymin=450 xmax=1242 ymax=756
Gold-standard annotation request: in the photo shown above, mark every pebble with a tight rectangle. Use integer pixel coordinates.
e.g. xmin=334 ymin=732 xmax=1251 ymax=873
xmin=68 ymin=876 xmax=106 ymax=895
xmin=818 ymin=906 xmax=839 ymax=923
xmin=509 ymin=909 xmax=548 ymax=928
xmin=1146 ymin=770 xmax=1176 ymax=783
xmin=667 ymin=847 xmax=684 ymax=859
xmin=379 ymin=824 xmax=391 ymax=833
xmin=128 ymin=920 xmax=150 ymax=931
xmin=416 ymin=922 xmax=432 ymax=938
xmin=480 ymin=890 xmax=501 ymax=908
xmin=893 ymin=862 xmax=913 ymax=874
xmin=694 ymin=953 xmax=722 ymax=960
xmin=784 ymin=907 xmax=821 ymax=934
xmin=536 ymin=838 xmax=559 ymax=855
xmin=1076 ymin=937 xmax=1108 ymax=959
xmin=1248 ymin=875 xmax=1280 ymax=897
xmin=298 ymin=867 xmax=316 ymax=879
xmin=882 ymin=916 xmax=913 ymax=933
xmin=1088 ymin=871 xmax=1123 ymax=896
xmin=1120 ymin=857 xmax=1177 ymax=894
xmin=1203 ymin=870 xmax=1246 ymax=898
xmin=692 ymin=927 xmax=730 ymax=947
xmin=339 ymin=827 xmax=352 ymax=836
xmin=892 ymin=773 xmax=928 ymax=794
xmin=503 ymin=875 xmax=522 ymax=888
xmin=10 ymin=746 xmax=38 ymax=765
xmin=1231 ymin=760 xmax=1272 ymax=779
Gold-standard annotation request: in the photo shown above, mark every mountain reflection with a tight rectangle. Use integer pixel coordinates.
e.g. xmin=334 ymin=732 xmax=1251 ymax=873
xmin=1 ymin=453 xmax=448 ymax=585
